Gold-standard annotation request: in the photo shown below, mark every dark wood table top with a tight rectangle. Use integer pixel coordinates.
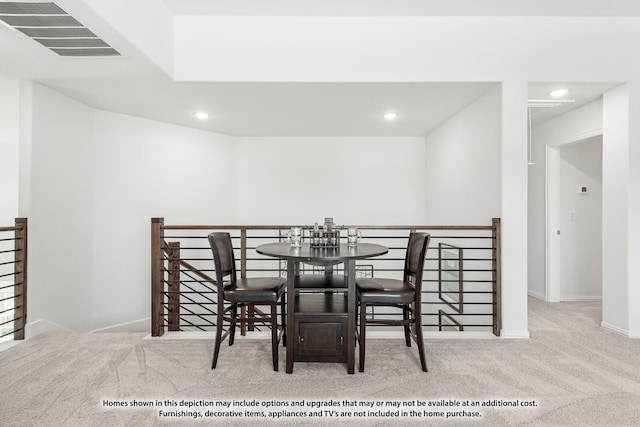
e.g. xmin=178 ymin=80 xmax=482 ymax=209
xmin=256 ymin=242 xmax=388 ymax=264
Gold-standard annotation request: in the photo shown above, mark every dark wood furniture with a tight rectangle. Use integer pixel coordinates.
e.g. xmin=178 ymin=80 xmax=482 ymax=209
xmin=294 ymin=293 xmax=348 ymax=362
xmin=256 ymin=242 xmax=388 ymax=374
xmin=208 ymin=233 xmax=286 ymax=371
xmin=356 ymin=232 xmax=431 ymax=372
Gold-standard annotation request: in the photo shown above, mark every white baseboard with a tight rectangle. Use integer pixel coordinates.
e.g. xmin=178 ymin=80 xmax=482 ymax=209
xmin=147 ymin=330 xmax=499 ymax=340
xmin=376 ymin=330 xmax=498 ymax=339
xmin=560 ymin=296 xmax=602 ymax=302
xmin=146 ymin=331 xmax=216 ymax=340
xmin=26 ymin=318 xmax=74 ymax=337
xmin=527 ymin=291 xmax=603 ymax=303
xmin=601 ymin=321 xmax=629 ymax=337
xmin=0 ymin=338 xmax=21 ymax=352
xmin=89 ymin=317 xmax=150 ymax=333
xmin=527 ymin=290 xmax=546 ymax=300
xmin=24 ymin=317 xmax=150 ymax=337
xmin=499 ymin=330 xmax=530 ymax=339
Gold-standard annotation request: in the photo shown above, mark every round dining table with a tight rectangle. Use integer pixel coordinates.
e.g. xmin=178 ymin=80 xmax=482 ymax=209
xmin=256 ymin=242 xmax=388 ymax=374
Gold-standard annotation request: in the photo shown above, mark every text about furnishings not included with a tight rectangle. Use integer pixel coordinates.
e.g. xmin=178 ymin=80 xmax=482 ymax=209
xmin=102 ymin=397 xmax=538 ymax=420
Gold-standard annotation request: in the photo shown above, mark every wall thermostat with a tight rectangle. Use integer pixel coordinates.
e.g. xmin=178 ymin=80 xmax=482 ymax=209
xmin=577 ymin=185 xmax=589 ymax=195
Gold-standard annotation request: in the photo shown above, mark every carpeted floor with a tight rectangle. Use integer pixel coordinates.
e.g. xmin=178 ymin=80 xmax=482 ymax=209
xmin=1 ymin=297 xmax=639 ymax=426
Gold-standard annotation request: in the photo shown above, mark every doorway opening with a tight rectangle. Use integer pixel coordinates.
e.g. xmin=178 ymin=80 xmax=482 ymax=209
xmin=546 ymin=132 xmax=603 ymax=303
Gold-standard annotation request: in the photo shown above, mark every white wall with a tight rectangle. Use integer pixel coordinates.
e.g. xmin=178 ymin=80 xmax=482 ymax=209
xmin=0 ymin=78 xmax=20 ymax=284
xmin=15 ymin=82 xmax=523 ymax=335
xmin=20 ymin=82 xmax=95 ymax=333
xmin=91 ymin=110 xmax=237 ymax=330
xmin=235 ymin=137 xmax=425 ymax=225
xmin=424 ymin=86 xmax=501 ymax=225
xmin=18 ymin=82 xmax=510 ymax=334
xmin=602 ymin=85 xmax=630 ymax=335
xmin=13 ymin=13 xmax=640 ymax=339
xmin=500 ymin=81 xmax=530 ymax=338
xmin=627 ymin=83 xmax=640 ymax=338
xmin=559 ymin=137 xmax=602 ymax=300
xmin=173 ymin=17 xmax=640 ymax=82
xmin=172 ymin=14 xmax=640 ymax=338
xmin=20 ymin=82 xmax=237 ymax=334
xmin=0 ymin=78 xmax=19 ymax=225
xmin=423 ymin=84 xmax=529 ymax=337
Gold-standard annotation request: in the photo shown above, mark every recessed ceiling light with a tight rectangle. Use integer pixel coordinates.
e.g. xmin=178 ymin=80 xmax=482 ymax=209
xmin=195 ymin=112 xmax=209 ymax=120
xmin=384 ymin=112 xmax=398 ymax=120
xmin=549 ymin=89 xmax=569 ymax=97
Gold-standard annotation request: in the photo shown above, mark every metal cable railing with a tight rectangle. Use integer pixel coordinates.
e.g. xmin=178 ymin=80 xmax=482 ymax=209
xmin=151 ymin=218 xmax=501 ymax=337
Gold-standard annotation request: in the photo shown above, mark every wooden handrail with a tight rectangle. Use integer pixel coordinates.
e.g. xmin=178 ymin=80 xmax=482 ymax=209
xmin=162 ymin=224 xmax=494 ymax=231
xmin=178 ymin=259 xmax=216 ymax=283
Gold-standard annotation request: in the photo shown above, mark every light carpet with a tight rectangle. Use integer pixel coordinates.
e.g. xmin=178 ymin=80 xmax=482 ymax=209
xmin=1 ymin=297 xmax=639 ymax=426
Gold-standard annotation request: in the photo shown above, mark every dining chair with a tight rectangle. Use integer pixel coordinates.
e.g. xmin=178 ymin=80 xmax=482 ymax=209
xmin=356 ymin=232 xmax=431 ymax=372
xmin=208 ymin=232 xmax=286 ymax=371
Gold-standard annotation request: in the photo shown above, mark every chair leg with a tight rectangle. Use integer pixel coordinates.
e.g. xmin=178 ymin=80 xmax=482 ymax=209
xmin=403 ymin=305 xmax=411 ymax=347
xmin=414 ymin=302 xmax=428 ymax=372
xmin=415 ymin=327 xmax=427 ymax=372
xmin=271 ymin=302 xmax=279 ymax=371
xmin=280 ymin=296 xmax=287 ymax=347
xmin=355 ymin=296 xmax=359 ymax=347
xmin=229 ymin=304 xmax=238 ymax=346
xmin=212 ymin=305 xmax=224 ymax=369
xmin=359 ymin=301 xmax=367 ymax=372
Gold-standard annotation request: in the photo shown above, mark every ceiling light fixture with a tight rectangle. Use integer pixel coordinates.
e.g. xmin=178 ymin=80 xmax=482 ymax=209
xmin=195 ymin=112 xmax=209 ymax=120
xmin=549 ymin=89 xmax=569 ymax=97
xmin=383 ymin=112 xmax=397 ymax=120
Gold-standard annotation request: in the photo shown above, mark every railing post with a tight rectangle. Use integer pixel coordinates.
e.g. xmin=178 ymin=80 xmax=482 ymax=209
xmin=14 ymin=218 xmax=27 ymax=340
xmin=151 ymin=217 xmax=165 ymax=336
xmin=240 ymin=228 xmax=247 ymax=280
xmin=492 ymin=217 xmax=502 ymax=337
xmin=166 ymin=242 xmax=181 ymax=331
xmin=240 ymin=228 xmax=251 ymax=334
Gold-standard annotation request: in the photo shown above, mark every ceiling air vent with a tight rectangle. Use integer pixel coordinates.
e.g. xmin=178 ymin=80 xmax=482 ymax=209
xmin=0 ymin=2 xmax=120 ymax=57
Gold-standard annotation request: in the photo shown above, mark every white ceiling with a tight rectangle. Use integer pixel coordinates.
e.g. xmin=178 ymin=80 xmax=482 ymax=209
xmin=527 ymin=82 xmax=620 ymax=125
xmin=40 ymin=78 xmax=497 ymax=137
xmin=0 ymin=0 xmax=629 ymax=137
xmin=163 ymin=0 xmax=640 ymax=17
